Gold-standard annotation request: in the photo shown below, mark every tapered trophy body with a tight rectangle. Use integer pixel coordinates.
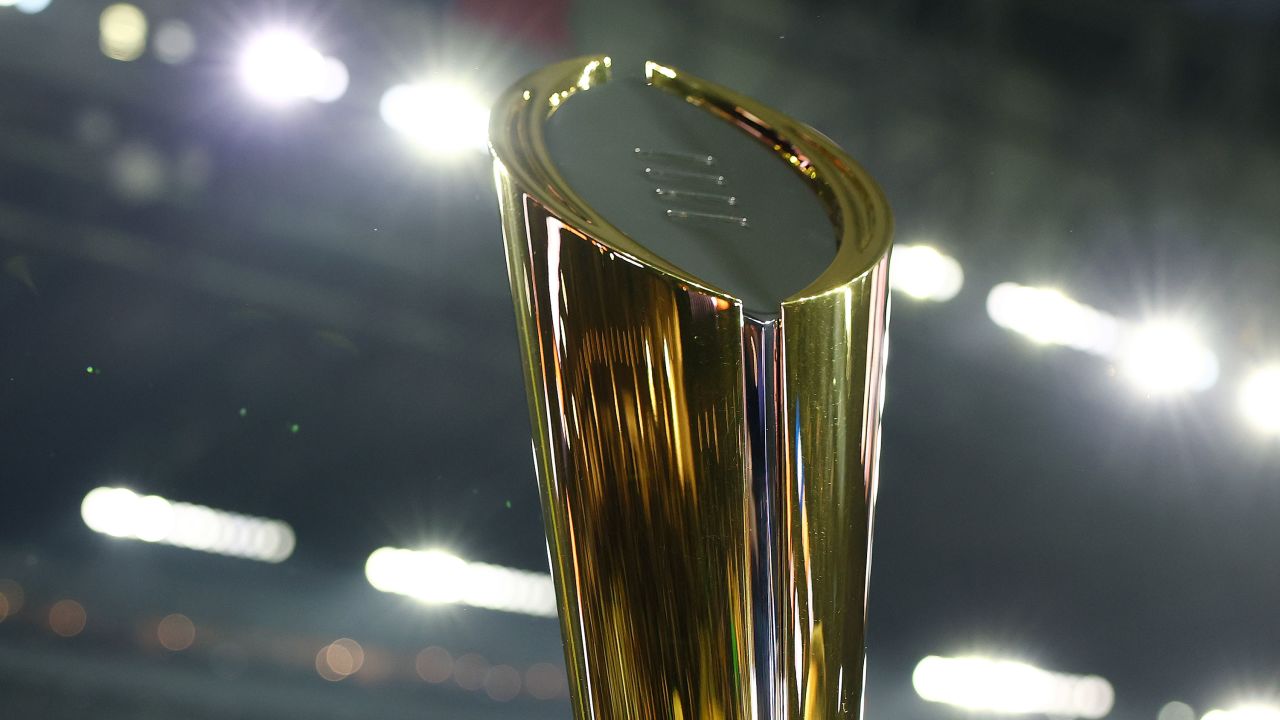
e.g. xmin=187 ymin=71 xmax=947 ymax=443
xmin=489 ymin=56 xmax=892 ymax=720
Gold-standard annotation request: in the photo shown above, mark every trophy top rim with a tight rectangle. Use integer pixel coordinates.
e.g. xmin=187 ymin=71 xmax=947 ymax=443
xmin=488 ymin=54 xmax=894 ymax=308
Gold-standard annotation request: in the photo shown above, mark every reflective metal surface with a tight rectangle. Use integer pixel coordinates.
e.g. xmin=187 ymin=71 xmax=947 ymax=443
xmin=490 ymin=56 xmax=892 ymax=720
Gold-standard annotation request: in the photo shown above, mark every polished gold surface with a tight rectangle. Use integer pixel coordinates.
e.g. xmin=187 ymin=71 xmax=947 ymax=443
xmin=491 ymin=56 xmax=892 ymax=720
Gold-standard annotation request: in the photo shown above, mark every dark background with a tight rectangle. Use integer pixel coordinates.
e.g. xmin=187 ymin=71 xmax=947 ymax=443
xmin=1 ymin=0 xmax=1278 ymax=718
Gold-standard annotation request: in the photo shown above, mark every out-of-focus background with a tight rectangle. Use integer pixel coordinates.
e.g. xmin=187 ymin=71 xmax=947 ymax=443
xmin=1 ymin=0 xmax=1278 ymax=718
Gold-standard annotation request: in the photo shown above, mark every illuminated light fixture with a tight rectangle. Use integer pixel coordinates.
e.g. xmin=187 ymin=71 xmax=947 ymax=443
xmin=986 ymin=282 xmax=1122 ymax=355
xmin=364 ymin=547 xmax=556 ymax=617
xmin=1203 ymin=706 xmax=1280 ymax=720
xmin=152 ymin=19 xmax=196 ymax=65
xmin=379 ymin=81 xmax=491 ymax=156
xmin=80 ymin=487 xmax=295 ymax=563
xmin=238 ymin=30 xmax=347 ymax=104
xmin=99 ymin=3 xmax=148 ymax=62
xmin=1239 ymin=365 xmax=1280 ymax=434
xmin=912 ymin=655 xmax=1114 ymax=718
xmin=890 ymin=244 xmax=964 ymax=302
xmin=1117 ymin=319 xmax=1219 ymax=395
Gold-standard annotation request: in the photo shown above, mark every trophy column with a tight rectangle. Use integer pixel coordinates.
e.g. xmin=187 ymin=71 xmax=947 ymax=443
xmin=490 ymin=56 xmax=892 ymax=720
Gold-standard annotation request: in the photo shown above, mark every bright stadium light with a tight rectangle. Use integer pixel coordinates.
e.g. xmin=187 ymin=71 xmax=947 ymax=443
xmin=1117 ymin=319 xmax=1219 ymax=395
xmin=81 ymin=487 xmax=295 ymax=562
xmin=1204 ymin=706 xmax=1280 ymax=720
xmin=99 ymin=3 xmax=147 ymax=62
xmin=912 ymin=655 xmax=1114 ymax=718
xmin=379 ymin=80 xmax=490 ymax=156
xmin=986 ymin=282 xmax=1121 ymax=355
xmin=890 ymin=244 xmax=964 ymax=302
xmin=238 ymin=30 xmax=346 ymax=104
xmin=365 ymin=547 xmax=556 ymax=617
xmin=1240 ymin=365 xmax=1280 ymax=434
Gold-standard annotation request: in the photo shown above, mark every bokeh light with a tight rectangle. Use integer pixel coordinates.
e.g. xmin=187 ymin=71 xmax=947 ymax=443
xmin=1161 ymin=701 xmax=1199 ymax=720
xmin=49 ymin=599 xmax=87 ymax=638
xmin=452 ymin=652 xmax=488 ymax=691
xmin=890 ymin=244 xmax=964 ymax=302
xmin=0 ymin=579 xmax=24 ymax=622
xmin=9 ymin=0 xmax=51 ymax=14
xmin=1239 ymin=365 xmax=1280 ymax=434
xmin=157 ymin=613 xmax=196 ymax=651
xmin=364 ymin=546 xmax=556 ymax=616
xmin=81 ymin=486 xmax=295 ymax=562
xmin=1203 ymin=706 xmax=1280 ymax=720
xmin=315 ymin=638 xmax=365 ymax=681
xmin=415 ymin=646 xmax=454 ymax=683
xmin=524 ymin=662 xmax=566 ymax=700
xmin=986 ymin=282 xmax=1121 ymax=355
xmin=379 ymin=80 xmax=490 ymax=156
xmin=1118 ymin=320 xmax=1219 ymax=395
xmin=99 ymin=4 xmax=148 ymax=62
xmin=483 ymin=664 xmax=522 ymax=702
xmin=912 ymin=655 xmax=1113 ymax=718
xmin=153 ymin=19 xmax=196 ymax=65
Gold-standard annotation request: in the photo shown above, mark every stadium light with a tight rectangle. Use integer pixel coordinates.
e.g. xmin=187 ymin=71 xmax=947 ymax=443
xmin=912 ymin=655 xmax=1114 ymax=718
xmin=1117 ymin=319 xmax=1219 ymax=395
xmin=891 ymin=244 xmax=964 ymax=302
xmin=1240 ymin=365 xmax=1280 ymax=434
xmin=81 ymin=486 xmax=295 ymax=562
xmin=238 ymin=29 xmax=347 ymax=104
xmin=99 ymin=3 xmax=147 ymax=62
xmin=364 ymin=547 xmax=556 ymax=617
xmin=986 ymin=282 xmax=1121 ymax=355
xmin=379 ymin=80 xmax=490 ymax=156
xmin=1204 ymin=706 xmax=1280 ymax=720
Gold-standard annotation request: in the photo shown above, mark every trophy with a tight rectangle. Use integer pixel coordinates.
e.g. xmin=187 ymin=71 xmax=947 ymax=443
xmin=489 ymin=56 xmax=892 ymax=720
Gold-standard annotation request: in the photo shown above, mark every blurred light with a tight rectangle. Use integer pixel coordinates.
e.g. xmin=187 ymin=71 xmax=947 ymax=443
xmin=484 ymin=664 xmax=523 ymax=702
xmin=912 ymin=655 xmax=1114 ymax=718
xmin=157 ymin=613 xmax=196 ymax=651
xmin=891 ymin=244 xmax=964 ymax=302
xmin=1117 ymin=320 xmax=1218 ymax=395
xmin=364 ymin=547 xmax=556 ymax=617
xmin=49 ymin=599 xmax=87 ymax=638
xmin=1204 ymin=706 xmax=1280 ymax=720
xmin=525 ymin=662 xmax=566 ymax=700
xmin=1239 ymin=365 xmax=1280 ymax=434
xmin=0 ymin=1 xmax=18 ymax=7
xmin=153 ymin=19 xmax=196 ymax=65
xmin=15 ymin=0 xmax=51 ymax=13
xmin=415 ymin=646 xmax=453 ymax=683
xmin=99 ymin=4 xmax=148 ymax=62
xmin=109 ymin=141 xmax=168 ymax=204
xmin=379 ymin=81 xmax=490 ymax=156
xmin=73 ymin=107 xmax=119 ymax=148
xmin=986 ymin=282 xmax=1121 ymax=355
xmin=311 ymin=56 xmax=349 ymax=103
xmin=81 ymin=486 xmax=295 ymax=562
xmin=453 ymin=652 xmax=488 ymax=691
xmin=0 ymin=579 xmax=23 ymax=622
xmin=316 ymin=638 xmax=364 ymax=681
xmin=1161 ymin=701 xmax=1198 ymax=720
xmin=239 ymin=30 xmax=347 ymax=104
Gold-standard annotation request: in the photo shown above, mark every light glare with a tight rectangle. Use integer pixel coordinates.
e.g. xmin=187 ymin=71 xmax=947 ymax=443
xmin=1118 ymin=320 xmax=1218 ymax=395
xmin=81 ymin=487 xmax=294 ymax=562
xmin=379 ymin=81 xmax=490 ymax=156
xmin=891 ymin=244 xmax=964 ymax=302
xmin=364 ymin=546 xmax=556 ymax=617
xmin=986 ymin=282 xmax=1121 ymax=355
xmin=1204 ymin=706 xmax=1280 ymax=720
xmin=239 ymin=30 xmax=341 ymax=104
xmin=912 ymin=655 xmax=1113 ymax=718
xmin=1239 ymin=365 xmax=1280 ymax=434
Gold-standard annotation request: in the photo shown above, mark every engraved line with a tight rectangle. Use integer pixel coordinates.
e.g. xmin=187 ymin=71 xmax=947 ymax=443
xmin=644 ymin=167 xmax=727 ymax=186
xmin=665 ymin=209 xmax=749 ymax=227
xmin=654 ymin=188 xmax=738 ymax=206
xmin=633 ymin=148 xmax=716 ymax=166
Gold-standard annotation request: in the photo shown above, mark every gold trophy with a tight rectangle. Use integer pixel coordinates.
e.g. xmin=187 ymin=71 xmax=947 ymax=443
xmin=489 ymin=56 xmax=892 ymax=720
